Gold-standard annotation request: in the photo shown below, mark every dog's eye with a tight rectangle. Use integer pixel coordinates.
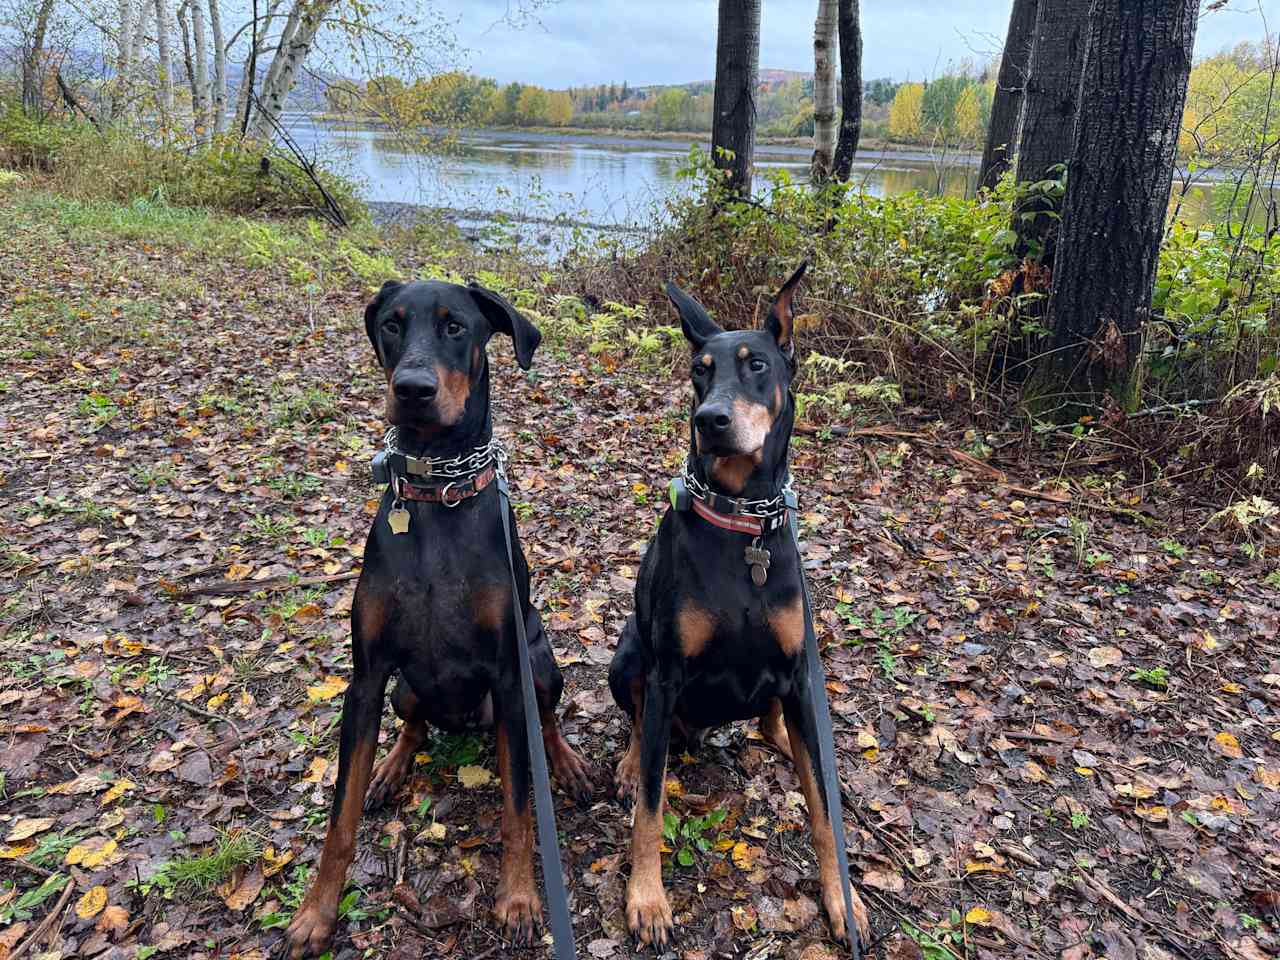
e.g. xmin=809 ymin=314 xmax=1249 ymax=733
xmin=445 ymin=320 xmax=465 ymax=337
xmin=749 ymin=357 xmax=768 ymax=373
xmin=382 ymin=321 xmax=400 ymax=336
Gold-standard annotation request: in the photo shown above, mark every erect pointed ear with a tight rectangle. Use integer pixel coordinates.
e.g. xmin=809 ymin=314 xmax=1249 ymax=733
xmin=364 ymin=279 xmax=404 ymax=366
xmin=665 ymin=281 xmax=723 ymax=350
xmin=765 ymin=261 xmax=808 ymax=357
xmin=468 ymin=282 xmax=542 ymax=370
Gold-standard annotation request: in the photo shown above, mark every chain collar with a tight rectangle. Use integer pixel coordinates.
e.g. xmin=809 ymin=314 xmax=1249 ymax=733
xmin=680 ymin=461 xmax=793 ymax=521
xmin=383 ymin=427 xmax=508 ymax=483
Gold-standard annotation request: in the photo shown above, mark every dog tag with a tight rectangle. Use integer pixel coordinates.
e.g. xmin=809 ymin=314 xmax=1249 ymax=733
xmin=387 ymin=505 xmax=411 ymax=535
xmin=745 ymin=544 xmax=771 ymax=587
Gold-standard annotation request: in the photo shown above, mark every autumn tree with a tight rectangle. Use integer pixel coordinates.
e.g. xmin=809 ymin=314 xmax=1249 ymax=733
xmin=711 ymin=0 xmax=761 ymax=194
xmin=1033 ymin=0 xmax=1199 ymax=415
xmin=978 ymin=0 xmax=1038 ymax=191
xmin=887 ymin=82 xmax=923 ymax=141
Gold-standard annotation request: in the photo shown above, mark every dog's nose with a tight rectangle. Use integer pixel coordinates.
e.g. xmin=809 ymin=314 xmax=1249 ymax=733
xmin=393 ymin=370 xmax=438 ymax=403
xmin=694 ymin=406 xmax=732 ymax=437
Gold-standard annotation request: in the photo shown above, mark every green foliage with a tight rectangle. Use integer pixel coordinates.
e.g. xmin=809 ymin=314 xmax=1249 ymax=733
xmin=134 ymin=831 xmax=262 ymax=897
xmin=1130 ymin=666 xmax=1170 ymax=689
xmin=662 ymin=808 xmax=727 ymax=868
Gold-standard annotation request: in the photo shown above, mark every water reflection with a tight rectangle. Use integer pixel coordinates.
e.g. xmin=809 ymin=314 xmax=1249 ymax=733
xmin=283 ymin=117 xmax=1247 ymax=234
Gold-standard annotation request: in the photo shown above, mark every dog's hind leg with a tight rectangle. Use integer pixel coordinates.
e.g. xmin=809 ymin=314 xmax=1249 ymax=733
xmin=608 ymin=614 xmax=645 ymax=805
xmin=757 ymin=696 xmax=793 ymax=760
xmin=781 ymin=688 xmax=870 ymax=947
xmin=365 ymin=673 xmax=429 ymax=811
xmin=493 ymin=690 xmax=541 ymax=945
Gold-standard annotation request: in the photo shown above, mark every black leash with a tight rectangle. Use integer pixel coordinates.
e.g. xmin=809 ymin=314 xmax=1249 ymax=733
xmin=787 ymin=491 xmax=863 ymax=959
xmin=496 ymin=475 xmax=578 ymax=960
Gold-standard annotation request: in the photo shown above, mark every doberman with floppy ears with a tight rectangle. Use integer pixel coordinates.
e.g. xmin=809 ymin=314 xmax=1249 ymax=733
xmin=281 ymin=279 xmax=594 ymax=959
xmin=608 ymin=264 xmax=871 ymax=948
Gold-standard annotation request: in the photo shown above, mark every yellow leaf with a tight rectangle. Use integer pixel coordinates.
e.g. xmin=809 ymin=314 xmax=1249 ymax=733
xmin=965 ymin=907 xmax=993 ymax=925
xmin=307 ymin=675 xmax=348 ymax=702
xmin=457 ymin=766 xmax=492 ymax=788
xmin=226 ymin=562 xmax=254 ymax=581
xmin=66 ymin=838 xmax=118 ymax=868
xmin=731 ymin=842 xmax=763 ymax=871
xmin=964 ymin=860 xmax=1008 ymax=875
xmin=1214 ymin=731 xmax=1243 ymax=759
xmin=292 ymin=603 xmax=323 ymax=623
xmin=96 ymin=903 xmax=129 ymax=936
xmin=6 ymin=818 xmax=55 ymax=842
xmin=100 ymin=780 xmax=135 ymax=806
xmin=207 ymin=693 xmax=229 ymax=710
xmin=262 ymin=846 xmax=294 ymax=878
xmin=0 ymin=839 xmax=37 ymax=859
xmin=1075 ymin=766 xmax=1094 ymax=777
xmin=302 ymin=757 xmax=329 ymax=784
xmin=664 ymin=777 xmax=683 ymax=798
xmin=76 ymin=885 xmax=108 ymax=919
xmin=1134 ymin=804 xmax=1169 ymax=822
xmin=1254 ymin=768 xmax=1280 ymax=791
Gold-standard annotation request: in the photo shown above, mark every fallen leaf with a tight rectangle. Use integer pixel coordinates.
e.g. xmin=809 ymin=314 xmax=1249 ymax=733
xmin=307 ymin=675 xmax=348 ymax=702
xmin=76 ymin=885 xmax=108 ymax=919
xmin=1087 ymin=645 xmax=1123 ymax=668
xmin=1213 ymin=731 xmax=1244 ymax=759
xmin=96 ymin=904 xmax=130 ymax=938
xmin=965 ymin=906 xmax=993 ymax=925
xmin=457 ymin=766 xmax=492 ymax=788
xmin=5 ymin=817 xmax=55 ymax=842
xmin=219 ymin=864 xmax=264 ymax=911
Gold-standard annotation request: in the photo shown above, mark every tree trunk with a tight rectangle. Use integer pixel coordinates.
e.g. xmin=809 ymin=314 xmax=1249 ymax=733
xmin=811 ymin=0 xmax=838 ymax=182
xmin=191 ymin=0 xmax=210 ymax=139
xmin=207 ymin=0 xmax=227 ymax=133
xmin=154 ymin=0 xmax=174 ymax=125
xmin=109 ymin=0 xmax=137 ymax=119
xmin=21 ymin=0 xmax=57 ymax=115
xmin=177 ymin=0 xmax=196 ymax=109
xmin=1012 ymin=0 xmax=1089 ymax=258
xmin=978 ymin=0 xmax=1037 ymax=192
xmin=235 ymin=0 xmax=285 ymax=134
xmin=711 ymin=0 xmax=761 ymax=196
xmin=831 ymin=0 xmax=862 ymax=181
xmin=1033 ymin=0 xmax=1198 ymax=415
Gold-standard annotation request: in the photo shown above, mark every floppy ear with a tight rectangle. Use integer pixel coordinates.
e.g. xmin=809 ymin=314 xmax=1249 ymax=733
xmin=666 ymin=281 xmax=723 ymax=350
xmin=468 ymin=282 xmax=542 ymax=370
xmin=765 ymin=261 xmax=808 ymax=357
xmin=364 ymin=279 xmax=404 ymax=366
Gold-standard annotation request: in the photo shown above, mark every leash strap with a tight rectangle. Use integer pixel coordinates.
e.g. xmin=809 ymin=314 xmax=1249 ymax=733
xmin=788 ymin=495 xmax=862 ymax=960
xmin=496 ymin=476 xmax=578 ymax=960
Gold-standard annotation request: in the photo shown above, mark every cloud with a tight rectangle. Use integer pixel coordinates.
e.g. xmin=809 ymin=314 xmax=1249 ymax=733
xmin=440 ymin=0 xmax=1277 ymax=88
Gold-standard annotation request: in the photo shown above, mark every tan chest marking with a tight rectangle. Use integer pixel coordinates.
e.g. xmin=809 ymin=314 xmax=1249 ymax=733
xmin=769 ymin=596 xmax=805 ymax=658
xmin=677 ymin=604 xmax=717 ymax=659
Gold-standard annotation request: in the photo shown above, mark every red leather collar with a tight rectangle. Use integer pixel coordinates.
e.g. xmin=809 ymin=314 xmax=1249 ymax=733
xmin=397 ymin=464 xmax=496 ymax=505
xmin=690 ymin=495 xmax=773 ymax=536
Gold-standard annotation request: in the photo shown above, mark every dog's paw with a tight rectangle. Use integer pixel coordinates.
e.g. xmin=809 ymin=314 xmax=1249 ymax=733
xmin=822 ymin=884 xmax=871 ymax=949
xmin=278 ymin=901 xmax=336 ymax=959
xmin=613 ymin=744 xmax=641 ymax=809
xmin=549 ymin=738 xmax=596 ymax=806
xmin=364 ymin=748 xmax=413 ymax=811
xmin=626 ymin=877 xmax=673 ymax=947
xmin=494 ymin=887 xmax=542 ymax=946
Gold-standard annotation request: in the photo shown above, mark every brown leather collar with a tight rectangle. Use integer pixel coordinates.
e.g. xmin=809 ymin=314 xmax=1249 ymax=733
xmin=396 ymin=464 xmax=497 ymax=505
xmin=690 ymin=495 xmax=776 ymax=536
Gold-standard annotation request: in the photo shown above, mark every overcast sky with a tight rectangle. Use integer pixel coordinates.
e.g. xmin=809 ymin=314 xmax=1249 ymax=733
xmin=436 ymin=0 xmax=1275 ymax=88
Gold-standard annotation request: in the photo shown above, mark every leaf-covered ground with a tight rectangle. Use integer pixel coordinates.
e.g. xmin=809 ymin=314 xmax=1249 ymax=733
xmin=2 ymin=192 xmax=1279 ymax=960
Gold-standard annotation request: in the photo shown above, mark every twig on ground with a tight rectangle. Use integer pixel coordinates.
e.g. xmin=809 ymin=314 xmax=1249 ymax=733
xmin=168 ymin=569 xmax=359 ymax=600
xmin=10 ymin=876 xmax=74 ymax=960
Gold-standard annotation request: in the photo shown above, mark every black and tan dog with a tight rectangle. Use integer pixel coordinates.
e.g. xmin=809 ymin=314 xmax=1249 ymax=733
xmin=282 ymin=279 xmax=594 ymax=959
xmin=607 ymin=265 xmax=870 ymax=948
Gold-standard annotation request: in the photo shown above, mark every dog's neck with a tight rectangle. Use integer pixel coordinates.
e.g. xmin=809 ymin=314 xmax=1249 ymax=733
xmin=392 ymin=363 xmax=494 ymax=461
xmin=687 ymin=394 xmax=794 ymax=501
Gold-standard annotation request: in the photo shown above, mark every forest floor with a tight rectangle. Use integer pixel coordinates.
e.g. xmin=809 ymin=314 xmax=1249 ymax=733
xmin=1 ymin=188 xmax=1279 ymax=960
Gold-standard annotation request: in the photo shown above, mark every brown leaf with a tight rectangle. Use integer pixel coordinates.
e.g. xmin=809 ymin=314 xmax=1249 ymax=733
xmin=219 ymin=864 xmax=264 ymax=911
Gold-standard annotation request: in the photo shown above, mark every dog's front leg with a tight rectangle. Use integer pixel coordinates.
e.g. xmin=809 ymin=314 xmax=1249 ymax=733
xmin=782 ymin=688 xmax=870 ymax=947
xmin=493 ymin=692 xmax=541 ymax=944
xmin=626 ymin=668 xmax=676 ymax=947
xmin=282 ymin=663 xmax=391 ymax=959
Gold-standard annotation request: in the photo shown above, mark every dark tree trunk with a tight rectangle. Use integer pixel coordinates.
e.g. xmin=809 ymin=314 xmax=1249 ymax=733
xmin=21 ymin=0 xmax=57 ymax=115
xmin=1013 ymin=0 xmax=1089 ymax=258
xmin=711 ymin=0 xmax=761 ymax=196
xmin=832 ymin=0 xmax=862 ymax=181
xmin=978 ymin=0 xmax=1037 ymax=192
xmin=1034 ymin=0 xmax=1198 ymax=415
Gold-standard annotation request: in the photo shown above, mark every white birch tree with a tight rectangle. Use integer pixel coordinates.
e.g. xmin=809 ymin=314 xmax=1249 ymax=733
xmin=811 ymin=0 xmax=838 ymax=182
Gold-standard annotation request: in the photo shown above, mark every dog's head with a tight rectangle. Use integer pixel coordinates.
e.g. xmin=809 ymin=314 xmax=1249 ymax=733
xmin=363 ymin=280 xmax=540 ymax=439
xmin=666 ymin=264 xmax=806 ymax=492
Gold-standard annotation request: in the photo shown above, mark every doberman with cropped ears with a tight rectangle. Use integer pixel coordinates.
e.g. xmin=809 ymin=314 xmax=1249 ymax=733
xmin=608 ymin=264 xmax=871 ymax=949
xmin=281 ymin=279 xmax=595 ymax=959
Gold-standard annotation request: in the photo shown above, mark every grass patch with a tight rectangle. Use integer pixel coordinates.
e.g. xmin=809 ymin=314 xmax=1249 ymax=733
xmin=136 ymin=830 xmax=261 ymax=897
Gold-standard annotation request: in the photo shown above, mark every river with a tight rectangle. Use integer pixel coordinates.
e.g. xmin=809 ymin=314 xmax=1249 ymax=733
xmin=282 ymin=117 xmax=1240 ymax=252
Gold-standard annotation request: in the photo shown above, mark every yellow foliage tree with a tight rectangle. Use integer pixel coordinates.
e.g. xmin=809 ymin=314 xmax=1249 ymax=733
xmin=888 ymin=83 xmax=924 ymax=142
xmin=954 ymin=85 xmax=983 ymax=146
xmin=546 ymin=91 xmax=574 ymax=126
xmin=516 ymin=86 xmax=551 ymax=125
